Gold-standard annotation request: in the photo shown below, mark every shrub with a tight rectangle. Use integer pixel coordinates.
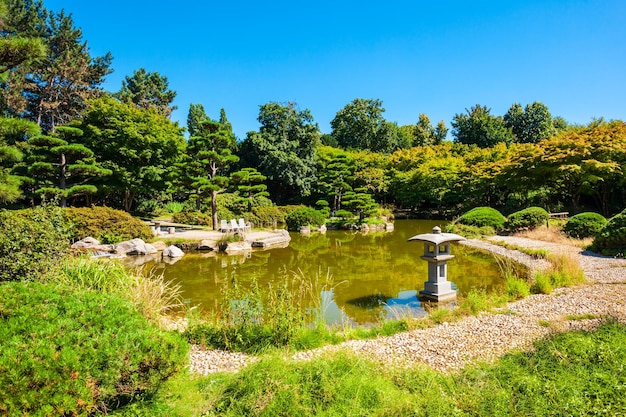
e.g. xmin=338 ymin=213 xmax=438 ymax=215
xmin=334 ymin=209 xmax=355 ymax=220
xmin=65 ymin=206 xmax=153 ymax=243
xmin=563 ymin=212 xmax=607 ymax=239
xmin=506 ymin=207 xmax=549 ymax=231
xmin=505 ymin=275 xmax=531 ymax=299
xmin=136 ymin=199 xmax=164 ymax=216
xmin=250 ymin=205 xmax=286 ymax=225
xmin=0 ymin=204 xmax=70 ymax=282
xmin=591 ymin=208 xmax=626 ymax=255
xmin=456 ymin=207 xmax=505 ymax=230
xmin=171 ymin=210 xmax=212 ymax=226
xmin=0 ymin=282 xmax=188 ymax=415
xmin=443 ymin=222 xmax=496 ymax=238
xmin=285 ymin=207 xmax=326 ymax=231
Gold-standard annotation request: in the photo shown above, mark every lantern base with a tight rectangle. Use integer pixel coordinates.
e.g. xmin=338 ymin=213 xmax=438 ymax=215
xmin=418 ymin=289 xmax=457 ymax=302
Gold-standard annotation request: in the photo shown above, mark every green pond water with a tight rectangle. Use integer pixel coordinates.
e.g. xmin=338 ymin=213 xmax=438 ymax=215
xmin=129 ymin=220 xmax=502 ymax=325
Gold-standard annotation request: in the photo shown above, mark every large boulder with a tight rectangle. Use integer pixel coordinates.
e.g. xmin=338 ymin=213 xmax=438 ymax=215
xmin=71 ymin=237 xmax=115 ymax=253
xmin=115 ymin=238 xmax=157 ymax=256
xmin=225 ymin=241 xmax=252 ymax=253
xmin=163 ymin=245 xmax=184 ymax=258
xmin=198 ymin=239 xmax=217 ymax=251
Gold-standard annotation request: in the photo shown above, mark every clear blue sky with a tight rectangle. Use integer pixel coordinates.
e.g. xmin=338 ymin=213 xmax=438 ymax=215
xmin=46 ymin=0 xmax=625 ymax=139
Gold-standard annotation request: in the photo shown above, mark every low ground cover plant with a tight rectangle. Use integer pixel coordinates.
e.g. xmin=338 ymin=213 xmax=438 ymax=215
xmin=0 ymin=282 xmax=188 ymax=416
xmin=563 ymin=212 xmax=607 ymax=239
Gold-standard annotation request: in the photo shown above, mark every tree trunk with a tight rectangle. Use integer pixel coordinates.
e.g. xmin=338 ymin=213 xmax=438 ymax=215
xmin=211 ymin=189 xmax=218 ymax=230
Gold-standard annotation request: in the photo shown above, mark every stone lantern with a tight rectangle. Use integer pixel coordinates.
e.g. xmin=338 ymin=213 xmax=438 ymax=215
xmin=408 ymin=226 xmax=466 ymax=302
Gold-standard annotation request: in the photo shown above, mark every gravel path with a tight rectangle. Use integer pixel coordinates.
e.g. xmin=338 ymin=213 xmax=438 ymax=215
xmin=188 ymin=236 xmax=626 ymax=375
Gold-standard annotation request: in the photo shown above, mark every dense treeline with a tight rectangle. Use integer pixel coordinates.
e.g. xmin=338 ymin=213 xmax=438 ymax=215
xmin=1 ymin=0 xmax=625 ymax=221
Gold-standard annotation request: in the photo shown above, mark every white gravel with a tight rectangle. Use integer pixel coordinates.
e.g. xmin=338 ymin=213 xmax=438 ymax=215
xmin=189 ymin=236 xmax=626 ymax=374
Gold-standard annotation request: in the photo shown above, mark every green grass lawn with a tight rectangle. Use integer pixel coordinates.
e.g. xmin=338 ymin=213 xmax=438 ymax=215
xmin=120 ymin=321 xmax=626 ymax=416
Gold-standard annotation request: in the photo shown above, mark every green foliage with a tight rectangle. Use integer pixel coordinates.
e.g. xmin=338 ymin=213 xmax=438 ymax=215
xmin=76 ymin=95 xmax=186 ymax=211
xmin=116 ymin=68 xmax=177 ymax=117
xmin=443 ymin=222 xmax=496 ymax=238
xmin=0 ymin=281 xmax=188 ymax=416
xmin=506 ymin=206 xmax=550 ymax=231
xmin=563 ymin=212 xmax=607 ymax=239
xmin=239 ymin=102 xmax=320 ymax=202
xmin=250 ymin=205 xmax=304 ymax=226
xmin=64 ymin=206 xmax=153 ymax=243
xmin=592 ymin=208 xmax=626 ymax=255
xmin=504 ymin=101 xmax=556 ymax=143
xmin=334 ymin=209 xmax=355 ymax=220
xmin=229 ymin=167 xmax=269 ymax=213
xmin=331 ymin=98 xmax=407 ymax=153
xmin=451 ymin=104 xmax=514 ymax=148
xmin=532 ymin=272 xmax=554 ymax=294
xmin=0 ymin=204 xmax=69 ymax=282
xmin=171 ymin=210 xmax=212 ymax=226
xmin=457 ymin=206 xmax=506 ymax=230
xmin=285 ymin=207 xmax=326 ymax=231
xmin=505 ymin=275 xmax=531 ymax=299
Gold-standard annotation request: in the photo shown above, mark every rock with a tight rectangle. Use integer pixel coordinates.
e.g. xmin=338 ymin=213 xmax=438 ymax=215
xmin=71 ymin=236 xmax=101 ymax=249
xmin=359 ymin=223 xmax=369 ymax=232
xmin=319 ymin=224 xmax=327 ymax=234
xmin=163 ymin=245 xmax=184 ymax=258
xmin=115 ymin=238 xmax=157 ymax=255
xmin=198 ymin=239 xmax=217 ymax=251
xmin=385 ymin=222 xmax=394 ymax=231
xmin=151 ymin=240 xmax=168 ymax=251
xmin=225 ymin=241 xmax=252 ymax=253
xmin=300 ymin=225 xmax=311 ymax=235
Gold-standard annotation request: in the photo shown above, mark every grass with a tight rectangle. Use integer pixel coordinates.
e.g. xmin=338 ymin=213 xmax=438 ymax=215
xmin=532 ymin=250 xmax=586 ymax=294
xmin=515 ymin=223 xmax=593 ymax=248
xmin=47 ymin=256 xmax=184 ymax=325
xmin=155 ymin=321 xmax=626 ymax=416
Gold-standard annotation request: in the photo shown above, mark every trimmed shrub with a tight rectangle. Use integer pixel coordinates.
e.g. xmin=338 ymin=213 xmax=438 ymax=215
xmin=65 ymin=206 xmax=152 ymax=243
xmin=250 ymin=205 xmax=305 ymax=226
xmin=456 ymin=207 xmax=505 ymax=230
xmin=0 ymin=282 xmax=188 ymax=415
xmin=506 ymin=207 xmax=550 ymax=231
xmin=563 ymin=212 xmax=607 ymax=239
xmin=171 ymin=210 xmax=212 ymax=226
xmin=443 ymin=222 xmax=496 ymax=238
xmin=591 ymin=208 xmax=626 ymax=255
xmin=285 ymin=207 xmax=326 ymax=231
xmin=0 ymin=205 xmax=70 ymax=282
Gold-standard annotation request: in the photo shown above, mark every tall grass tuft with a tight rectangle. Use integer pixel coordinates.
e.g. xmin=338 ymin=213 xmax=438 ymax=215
xmin=185 ymin=269 xmax=339 ymax=353
xmin=531 ymin=250 xmax=586 ymax=294
xmin=48 ymin=256 xmax=184 ymax=325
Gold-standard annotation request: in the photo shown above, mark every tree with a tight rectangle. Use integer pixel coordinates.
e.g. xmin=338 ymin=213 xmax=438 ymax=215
xmin=451 ymin=104 xmax=513 ymax=148
xmin=342 ymin=188 xmax=378 ymax=221
xmin=4 ymin=1 xmax=112 ymax=131
xmin=0 ymin=117 xmax=39 ymax=202
xmin=504 ymin=101 xmax=555 ymax=143
xmin=410 ymin=114 xmax=448 ymax=146
xmin=178 ymin=108 xmax=239 ymax=229
xmin=25 ymin=125 xmax=111 ymax=207
xmin=229 ymin=167 xmax=269 ymax=213
xmin=75 ymin=95 xmax=186 ymax=211
xmin=331 ymin=98 xmax=405 ymax=153
xmin=314 ymin=147 xmax=356 ymax=212
xmin=239 ymin=101 xmax=320 ymax=203
xmin=116 ymin=68 xmax=176 ymax=118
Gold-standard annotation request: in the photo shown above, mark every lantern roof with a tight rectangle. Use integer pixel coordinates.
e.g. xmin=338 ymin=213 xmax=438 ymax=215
xmin=408 ymin=226 xmax=466 ymax=245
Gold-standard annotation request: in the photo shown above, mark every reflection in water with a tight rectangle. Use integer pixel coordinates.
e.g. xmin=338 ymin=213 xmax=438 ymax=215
xmin=125 ymin=220 xmax=502 ymax=324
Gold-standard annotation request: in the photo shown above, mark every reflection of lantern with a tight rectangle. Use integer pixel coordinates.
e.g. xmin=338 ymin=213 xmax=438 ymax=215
xmin=408 ymin=226 xmax=466 ymax=302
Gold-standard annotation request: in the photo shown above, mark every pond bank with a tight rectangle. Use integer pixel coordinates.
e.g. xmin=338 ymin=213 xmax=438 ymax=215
xmin=189 ymin=236 xmax=626 ymax=374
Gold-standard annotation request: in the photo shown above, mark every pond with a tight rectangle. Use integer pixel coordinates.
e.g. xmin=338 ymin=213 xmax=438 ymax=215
xmin=128 ymin=220 xmax=503 ymax=325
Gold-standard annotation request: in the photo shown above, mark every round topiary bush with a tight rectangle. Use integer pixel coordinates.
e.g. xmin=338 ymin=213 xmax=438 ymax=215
xmin=64 ymin=206 xmax=153 ymax=243
xmin=563 ymin=212 xmax=608 ymax=239
xmin=591 ymin=208 xmax=626 ymax=255
xmin=0 ymin=282 xmax=188 ymax=415
xmin=456 ymin=207 xmax=505 ymax=230
xmin=285 ymin=207 xmax=326 ymax=231
xmin=505 ymin=207 xmax=550 ymax=231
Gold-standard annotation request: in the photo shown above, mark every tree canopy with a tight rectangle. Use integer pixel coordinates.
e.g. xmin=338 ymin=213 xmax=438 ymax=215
xmin=116 ymin=68 xmax=176 ymax=118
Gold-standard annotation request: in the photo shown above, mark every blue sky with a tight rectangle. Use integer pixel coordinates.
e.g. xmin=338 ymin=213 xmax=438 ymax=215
xmin=46 ymin=1 xmax=625 ymax=139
